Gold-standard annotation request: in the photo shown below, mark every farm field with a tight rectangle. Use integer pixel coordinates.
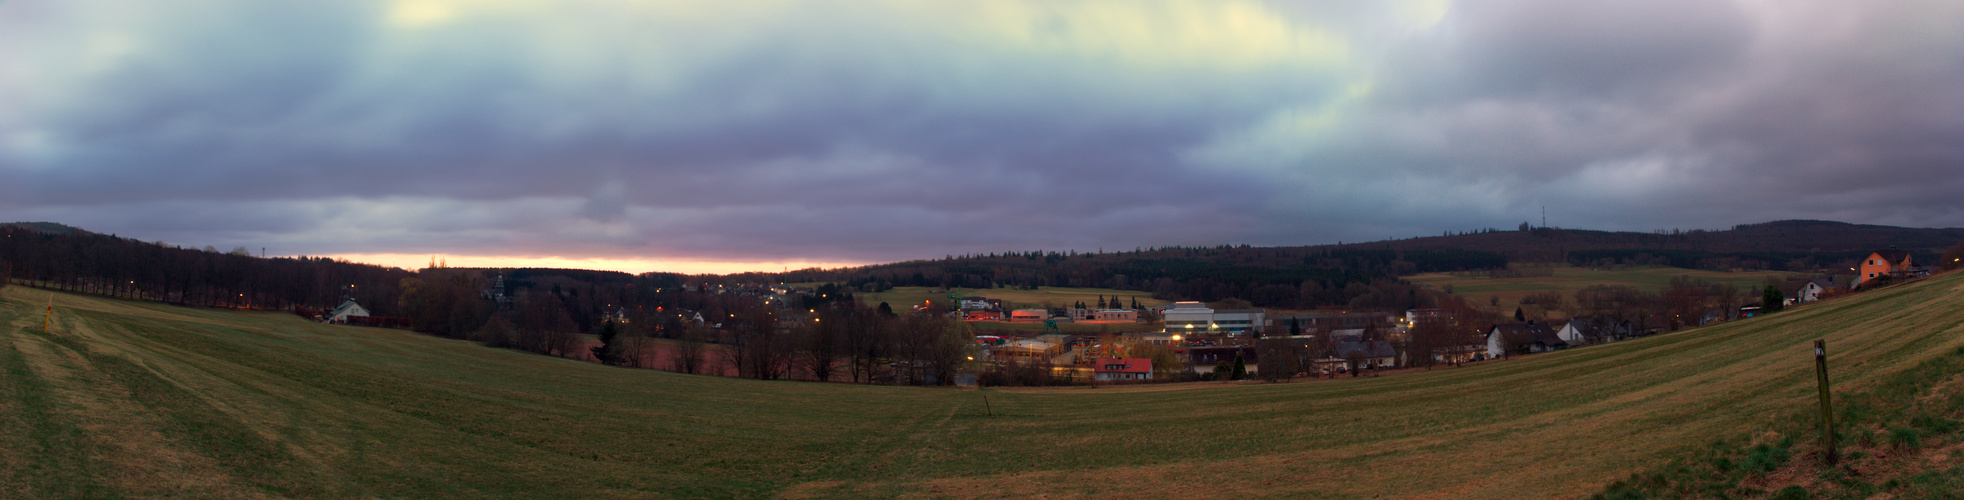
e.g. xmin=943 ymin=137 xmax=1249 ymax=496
xmin=4 ymin=272 xmax=1963 ymax=498
xmin=1407 ymin=264 xmax=1809 ymax=317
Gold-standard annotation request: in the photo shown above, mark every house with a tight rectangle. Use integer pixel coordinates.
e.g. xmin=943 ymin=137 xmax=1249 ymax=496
xmin=1554 ymin=316 xmax=1615 ymax=346
xmin=957 ymin=297 xmax=996 ymax=310
xmin=1333 ymin=340 xmax=1398 ymax=369
xmin=1793 ymin=277 xmax=1841 ymax=304
xmin=604 ymin=307 xmax=630 ymax=324
xmin=1187 ymin=346 xmax=1258 ymax=367
xmin=326 ymin=299 xmax=370 ymax=323
xmin=1008 ymin=309 xmax=1047 ymax=322
xmin=483 ymin=274 xmax=511 ymax=309
xmin=1487 ymin=321 xmax=1563 ymax=357
xmin=1094 ymin=358 xmax=1152 ymax=381
xmin=1431 ymin=343 xmax=1485 ymax=364
xmin=963 ymin=310 xmax=1001 ymax=321
xmin=1855 ymin=249 xmax=1915 ymax=287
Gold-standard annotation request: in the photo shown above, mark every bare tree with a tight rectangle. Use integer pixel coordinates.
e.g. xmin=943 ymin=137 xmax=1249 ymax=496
xmin=616 ymin=316 xmax=652 ymax=368
xmin=1255 ymin=339 xmax=1305 ymax=381
xmin=673 ymin=326 xmax=707 ymax=374
xmin=1128 ymin=342 xmax=1184 ymax=380
xmin=843 ymin=304 xmax=890 ymax=383
xmin=803 ymin=305 xmax=845 ymax=382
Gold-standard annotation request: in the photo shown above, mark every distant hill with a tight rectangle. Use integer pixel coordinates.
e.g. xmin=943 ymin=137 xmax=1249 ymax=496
xmin=1 ymin=221 xmax=99 ymax=236
xmin=762 ymin=219 xmax=1962 ymax=308
xmin=1365 ymin=219 xmax=1964 ymax=265
xmin=8 ymin=219 xmax=1958 ymax=312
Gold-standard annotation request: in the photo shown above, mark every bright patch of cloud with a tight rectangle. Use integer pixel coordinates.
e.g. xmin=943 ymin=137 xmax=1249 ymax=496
xmin=961 ymin=0 xmax=1350 ymax=71
xmin=386 ymin=0 xmax=455 ymax=28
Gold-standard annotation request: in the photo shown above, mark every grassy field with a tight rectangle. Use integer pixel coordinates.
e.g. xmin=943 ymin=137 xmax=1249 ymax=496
xmin=3 ymin=272 xmax=1962 ymax=498
xmin=1407 ymin=264 xmax=1807 ymax=317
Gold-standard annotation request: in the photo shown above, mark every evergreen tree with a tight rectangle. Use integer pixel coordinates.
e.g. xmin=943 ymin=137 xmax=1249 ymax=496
xmin=1514 ymin=307 xmax=1526 ymax=322
xmin=591 ymin=320 xmax=620 ymax=365
xmin=1231 ymin=352 xmax=1248 ymax=380
xmin=1762 ymin=285 xmax=1786 ymax=312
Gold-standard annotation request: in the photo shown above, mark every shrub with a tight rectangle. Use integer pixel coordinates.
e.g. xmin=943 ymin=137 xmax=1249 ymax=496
xmin=1911 ymin=415 xmax=1958 ymax=434
xmin=1886 ymin=427 xmax=1923 ymax=449
xmin=1741 ymin=441 xmax=1790 ymax=474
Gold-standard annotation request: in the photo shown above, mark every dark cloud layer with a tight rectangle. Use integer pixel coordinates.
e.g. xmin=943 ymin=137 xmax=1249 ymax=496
xmin=2 ymin=0 xmax=1959 ymax=270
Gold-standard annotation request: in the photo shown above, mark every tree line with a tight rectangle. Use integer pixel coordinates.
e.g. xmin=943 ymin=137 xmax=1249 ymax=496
xmin=393 ymin=266 xmax=981 ymax=385
xmin=2 ymin=225 xmax=412 ymax=313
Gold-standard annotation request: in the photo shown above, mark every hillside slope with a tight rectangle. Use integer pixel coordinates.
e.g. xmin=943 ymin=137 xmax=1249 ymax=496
xmin=4 ymin=273 xmax=1963 ymax=498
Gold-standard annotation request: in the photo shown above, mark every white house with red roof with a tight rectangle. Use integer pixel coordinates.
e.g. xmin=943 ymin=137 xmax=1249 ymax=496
xmin=1094 ymin=358 xmax=1153 ymax=381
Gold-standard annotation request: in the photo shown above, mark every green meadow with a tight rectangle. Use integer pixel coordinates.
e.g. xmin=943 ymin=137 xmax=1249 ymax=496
xmin=1407 ymin=264 xmax=1807 ymax=316
xmin=3 ymin=271 xmax=1962 ymax=498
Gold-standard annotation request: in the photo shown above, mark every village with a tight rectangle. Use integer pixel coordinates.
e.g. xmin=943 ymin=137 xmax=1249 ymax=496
xmin=292 ymin=248 xmax=1938 ymax=386
xmin=909 ymin=248 xmax=1936 ymax=384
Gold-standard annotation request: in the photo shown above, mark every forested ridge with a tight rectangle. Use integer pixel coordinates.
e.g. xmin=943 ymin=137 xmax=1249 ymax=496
xmin=6 ymin=219 xmax=1959 ymax=332
xmin=748 ymin=220 xmax=1960 ymax=309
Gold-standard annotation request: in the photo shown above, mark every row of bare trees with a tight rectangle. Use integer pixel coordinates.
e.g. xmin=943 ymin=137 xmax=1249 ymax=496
xmin=675 ymin=301 xmax=977 ymax=385
xmin=1 ymin=226 xmax=412 ymax=312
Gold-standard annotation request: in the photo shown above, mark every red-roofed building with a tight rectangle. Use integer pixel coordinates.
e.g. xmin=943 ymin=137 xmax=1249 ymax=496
xmin=1094 ymin=358 xmax=1152 ymax=381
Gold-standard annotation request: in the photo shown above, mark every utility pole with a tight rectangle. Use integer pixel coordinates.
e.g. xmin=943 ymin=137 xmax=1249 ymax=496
xmin=1815 ymin=339 xmax=1837 ymax=465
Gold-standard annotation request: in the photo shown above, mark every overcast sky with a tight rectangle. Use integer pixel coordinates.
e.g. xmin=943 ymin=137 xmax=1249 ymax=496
xmin=3 ymin=0 xmax=1960 ymax=274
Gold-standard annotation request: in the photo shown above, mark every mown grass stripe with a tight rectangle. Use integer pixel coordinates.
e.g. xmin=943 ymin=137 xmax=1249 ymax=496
xmin=0 ymin=324 xmax=115 ymax=498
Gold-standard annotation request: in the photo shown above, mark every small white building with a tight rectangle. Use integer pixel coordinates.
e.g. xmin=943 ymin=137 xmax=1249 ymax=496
xmin=326 ymin=299 xmax=370 ymax=323
xmin=1794 ymin=278 xmax=1840 ymax=304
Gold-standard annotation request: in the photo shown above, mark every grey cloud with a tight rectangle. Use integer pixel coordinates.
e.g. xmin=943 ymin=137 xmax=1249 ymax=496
xmin=2 ymin=0 xmax=1959 ymax=268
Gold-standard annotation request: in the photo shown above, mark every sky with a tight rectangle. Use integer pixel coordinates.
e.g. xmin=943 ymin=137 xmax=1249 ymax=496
xmin=2 ymin=0 xmax=1960 ymax=275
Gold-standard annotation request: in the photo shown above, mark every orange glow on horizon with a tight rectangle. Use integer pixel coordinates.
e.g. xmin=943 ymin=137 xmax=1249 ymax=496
xmin=318 ymin=253 xmax=867 ymax=276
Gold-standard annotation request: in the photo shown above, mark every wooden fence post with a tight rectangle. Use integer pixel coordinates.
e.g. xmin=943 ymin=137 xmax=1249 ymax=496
xmin=1815 ymin=339 xmax=1836 ymax=466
